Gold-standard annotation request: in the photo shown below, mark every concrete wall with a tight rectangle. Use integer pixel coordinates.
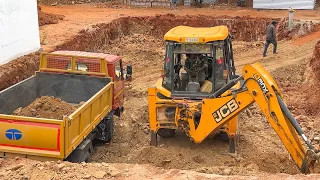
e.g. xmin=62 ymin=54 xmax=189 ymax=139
xmin=0 ymin=0 xmax=41 ymax=65
xmin=253 ymin=0 xmax=315 ymax=9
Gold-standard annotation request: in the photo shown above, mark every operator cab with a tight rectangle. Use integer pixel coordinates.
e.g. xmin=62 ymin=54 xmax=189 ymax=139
xmin=162 ymin=26 xmax=237 ymax=99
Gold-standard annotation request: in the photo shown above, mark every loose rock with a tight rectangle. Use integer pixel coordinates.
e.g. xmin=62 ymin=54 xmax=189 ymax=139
xmin=93 ymin=171 xmax=106 ymax=179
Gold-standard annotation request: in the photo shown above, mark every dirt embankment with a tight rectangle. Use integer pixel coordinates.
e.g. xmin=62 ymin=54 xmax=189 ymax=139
xmin=38 ymin=5 xmax=64 ymax=26
xmin=0 ymin=54 xmax=39 ymax=91
xmin=277 ymin=18 xmax=319 ymax=40
xmin=303 ymin=40 xmax=320 ymax=116
xmin=57 ymin=14 xmax=316 ymax=51
xmin=0 ymin=14 xmax=315 ymax=93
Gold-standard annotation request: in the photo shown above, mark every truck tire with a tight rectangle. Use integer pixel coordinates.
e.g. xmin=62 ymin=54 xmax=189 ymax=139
xmin=105 ymin=117 xmax=114 ymax=143
xmin=157 ymin=128 xmax=175 ymax=138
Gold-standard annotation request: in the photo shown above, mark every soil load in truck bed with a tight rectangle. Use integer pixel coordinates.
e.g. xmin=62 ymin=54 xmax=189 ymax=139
xmin=0 ymin=72 xmax=110 ymax=116
xmin=12 ymin=96 xmax=79 ymax=120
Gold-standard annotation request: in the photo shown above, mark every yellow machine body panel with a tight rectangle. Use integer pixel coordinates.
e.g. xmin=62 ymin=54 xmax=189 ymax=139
xmin=148 ymin=78 xmax=240 ymax=139
xmin=164 ymin=26 xmax=229 ymax=43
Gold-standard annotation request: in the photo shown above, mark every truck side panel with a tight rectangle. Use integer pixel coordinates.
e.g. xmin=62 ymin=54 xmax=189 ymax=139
xmin=0 ymin=115 xmax=64 ymax=159
xmin=65 ymin=82 xmax=113 ymax=157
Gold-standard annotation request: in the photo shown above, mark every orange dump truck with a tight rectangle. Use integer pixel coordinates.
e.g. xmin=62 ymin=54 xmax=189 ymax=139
xmin=0 ymin=51 xmax=132 ymax=162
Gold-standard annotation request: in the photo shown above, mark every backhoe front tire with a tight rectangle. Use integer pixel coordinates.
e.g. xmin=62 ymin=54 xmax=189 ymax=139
xmin=151 ymin=131 xmax=158 ymax=146
xmin=157 ymin=128 xmax=175 ymax=138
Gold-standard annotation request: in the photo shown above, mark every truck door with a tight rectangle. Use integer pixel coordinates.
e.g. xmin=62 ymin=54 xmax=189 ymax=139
xmin=113 ymin=60 xmax=125 ymax=111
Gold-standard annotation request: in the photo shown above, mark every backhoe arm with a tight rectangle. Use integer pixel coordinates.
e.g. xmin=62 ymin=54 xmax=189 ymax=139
xmin=241 ymin=63 xmax=319 ymax=173
xmin=180 ymin=62 xmax=319 ymax=173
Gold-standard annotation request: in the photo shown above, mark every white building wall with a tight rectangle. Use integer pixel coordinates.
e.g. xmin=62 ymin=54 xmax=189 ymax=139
xmin=0 ymin=0 xmax=41 ymax=64
xmin=253 ymin=0 xmax=315 ymax=9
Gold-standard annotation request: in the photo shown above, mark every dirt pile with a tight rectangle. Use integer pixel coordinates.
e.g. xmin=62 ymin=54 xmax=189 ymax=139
xmin=2 ymin=158 xmax=320 ymax=180
xmin=277 ymin=18 xmax=317 ymax=40
xmin=12 ymin=96 xmax=78 ymax=119
xmin=307 ymin=40 xmax=320 ymax=84
xmin=38 ymin=5 xmax=64 ymax=26
xmin=302 ymin=40 xmax=320 ymax=116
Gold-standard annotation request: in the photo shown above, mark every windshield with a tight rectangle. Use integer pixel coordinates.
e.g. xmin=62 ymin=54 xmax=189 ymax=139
xmin=162 ymin=42 xmax=229 ymax=97
xmin=173 ymin=44 xmax=212 ymax=54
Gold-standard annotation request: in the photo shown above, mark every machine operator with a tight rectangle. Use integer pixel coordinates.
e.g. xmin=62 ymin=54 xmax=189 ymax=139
xmin=181 ymin=54 xmax=208 ymax=91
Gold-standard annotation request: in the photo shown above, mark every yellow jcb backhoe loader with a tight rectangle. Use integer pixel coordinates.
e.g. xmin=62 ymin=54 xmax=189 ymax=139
xmin=147 ymin=25 xmax=320 ymax=173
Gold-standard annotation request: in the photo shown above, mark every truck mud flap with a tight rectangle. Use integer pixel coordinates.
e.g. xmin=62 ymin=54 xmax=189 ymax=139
xmin=95 ymin=116 xmax=114 ymax=143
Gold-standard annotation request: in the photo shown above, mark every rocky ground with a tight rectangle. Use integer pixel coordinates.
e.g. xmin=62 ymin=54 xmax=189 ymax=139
xmin=1 ymin=4 xmax=320 ymax=180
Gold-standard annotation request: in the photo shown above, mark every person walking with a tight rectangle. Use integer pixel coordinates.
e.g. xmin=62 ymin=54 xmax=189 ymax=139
xmin=263 ymin=20 xmax=278 ymax=57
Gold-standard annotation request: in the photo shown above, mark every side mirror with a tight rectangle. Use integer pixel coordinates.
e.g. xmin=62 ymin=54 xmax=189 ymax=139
xmin=125 ymin=64 xmax=132 ymax=81
xmin=127 ymin=65 xmax=132 ymax=75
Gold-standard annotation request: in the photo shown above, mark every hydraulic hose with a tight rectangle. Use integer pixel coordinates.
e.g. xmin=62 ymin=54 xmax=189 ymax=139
xmin=276 ymin=93 xmax=316 ymax=151
xmin=208 ymin=75 xmax=243 ymax=98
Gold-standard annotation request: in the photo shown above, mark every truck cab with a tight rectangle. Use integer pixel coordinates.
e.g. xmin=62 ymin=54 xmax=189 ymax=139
xmin=41 ymin=50 xmax=132 ymax=117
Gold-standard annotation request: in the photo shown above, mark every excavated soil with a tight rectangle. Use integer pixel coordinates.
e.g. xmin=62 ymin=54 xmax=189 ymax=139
xmin=1 ymin=14 xmax=314 ymax=92
xmin=38 ymin=5 xmax=64 ymax=26
xmin=86 ymin=32 xmax=320 ymax=176
xmin=3 ymin=158 xmax=320 ymax=180
xmin=301 ymin=40 xmax=320 ymax=116
xmin=12 ymin=96 xmax=79 ymax=120
xmin=1 ymin=13 xmax=320 ymax=178
xmin=57 ymin=14 xmax=317 ymax=51
xmin=0 ymin=54 xmax=39 ymax=91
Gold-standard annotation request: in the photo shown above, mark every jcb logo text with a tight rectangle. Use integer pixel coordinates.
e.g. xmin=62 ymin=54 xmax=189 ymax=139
xmin=253 ymin=74 xmax=269 ymax=94
xmin=212 ymin=99 xmax=239 ymax=123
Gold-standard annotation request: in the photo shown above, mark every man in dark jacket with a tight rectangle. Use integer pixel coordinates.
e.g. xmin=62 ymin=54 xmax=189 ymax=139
xmin=263 ymin=20 xmax=277 ymax=57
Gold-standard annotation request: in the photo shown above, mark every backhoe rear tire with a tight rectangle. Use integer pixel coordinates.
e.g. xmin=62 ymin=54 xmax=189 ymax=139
xmin=157 ymin=128 xmax=175 ymax=138
xmin=229 ymin=138 xmax=236 ymax=153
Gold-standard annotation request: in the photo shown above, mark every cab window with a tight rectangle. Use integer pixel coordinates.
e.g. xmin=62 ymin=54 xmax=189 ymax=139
xmin=66 ymin=63 xmax=89 ymax=72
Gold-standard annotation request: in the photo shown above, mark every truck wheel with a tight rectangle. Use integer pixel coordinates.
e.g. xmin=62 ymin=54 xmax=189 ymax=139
xmin=105 ymin=117 xmax=114 ymax=143
xmin=157 ymin=128 xmax=175 ymax=138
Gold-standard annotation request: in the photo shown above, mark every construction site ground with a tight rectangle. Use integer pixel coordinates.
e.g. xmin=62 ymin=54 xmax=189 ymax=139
xmin=1 ymin=3 xmax=320 ymax=179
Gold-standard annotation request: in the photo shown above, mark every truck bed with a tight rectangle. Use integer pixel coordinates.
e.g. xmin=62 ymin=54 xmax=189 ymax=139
xmin=0 ymin=72 xmax=113 ymax=160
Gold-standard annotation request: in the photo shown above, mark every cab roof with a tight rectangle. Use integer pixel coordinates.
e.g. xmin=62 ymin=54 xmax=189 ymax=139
xmin=51 ymin=50 xmax=121 ymax=63
xmin=164 ymin=26 xmax=229 ymax=43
